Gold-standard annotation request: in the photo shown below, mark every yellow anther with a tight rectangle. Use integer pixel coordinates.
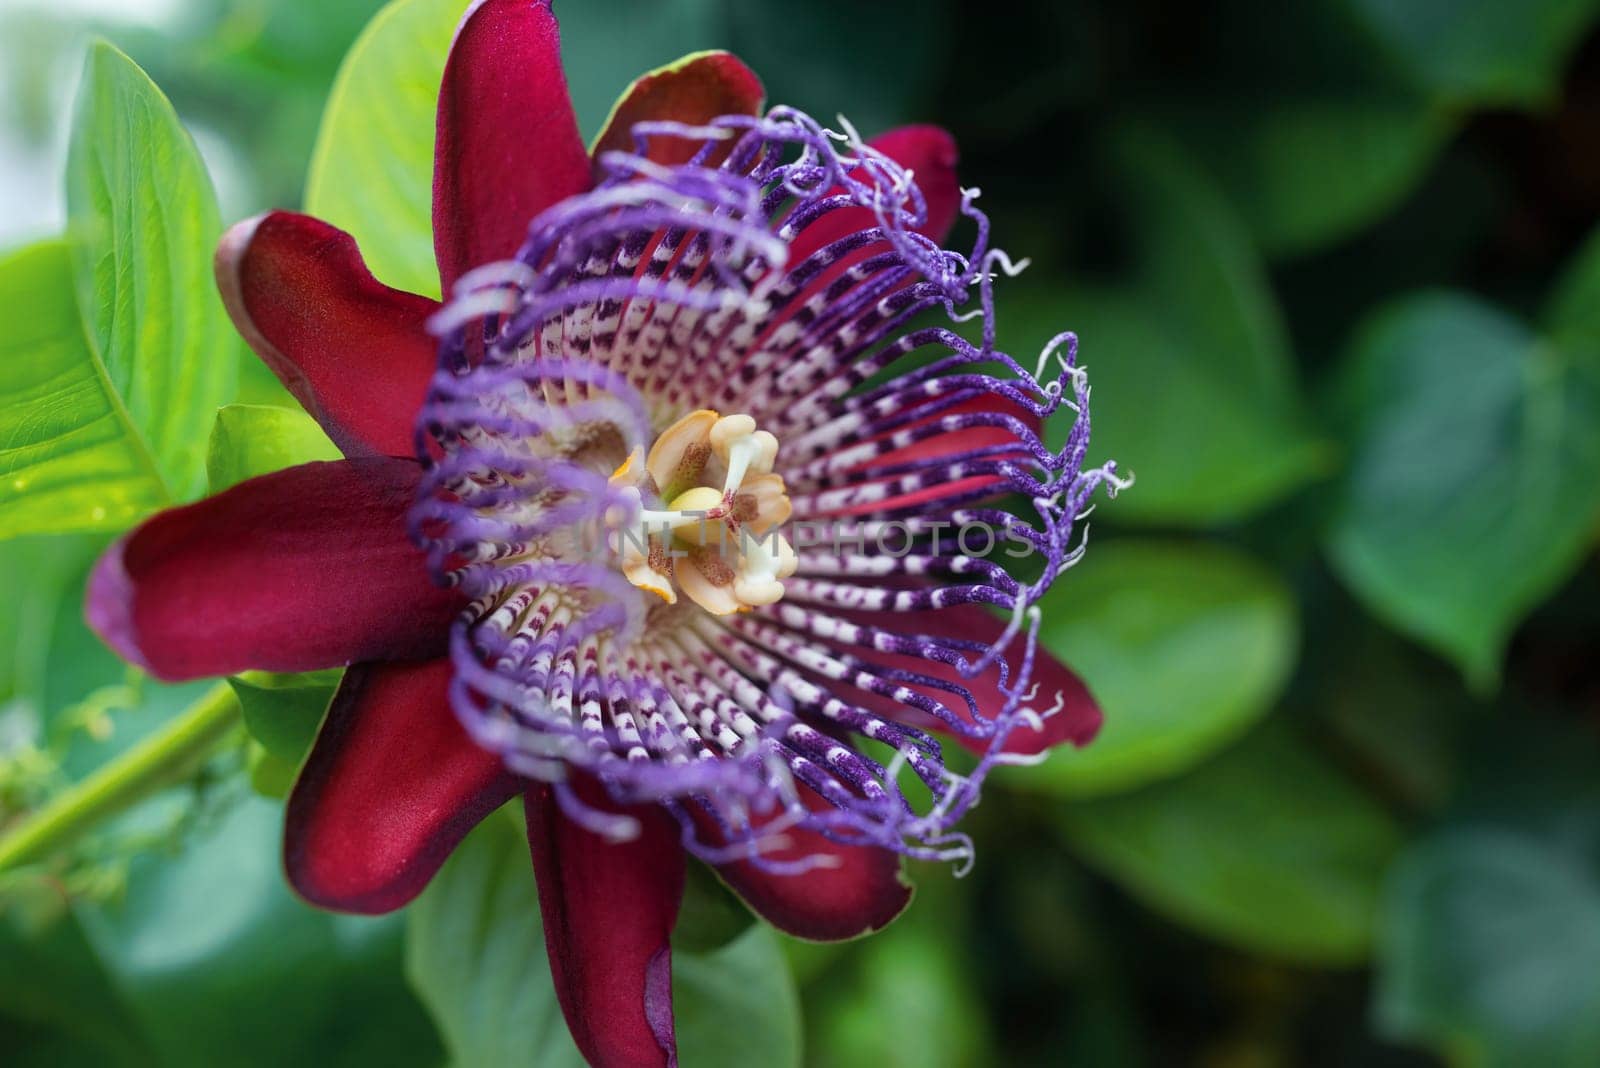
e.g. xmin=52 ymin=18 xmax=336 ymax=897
xmin=666 ymin=486 xmax=726 ymax=547
xmin=667 ymin=486 xmax=724 ymax=513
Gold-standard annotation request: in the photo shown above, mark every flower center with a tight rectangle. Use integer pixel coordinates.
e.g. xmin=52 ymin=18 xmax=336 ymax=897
xmin=410 ymin=106 xmax=1127 ymax=868
xmin=607 ymin=409 xmax=796 ymax=615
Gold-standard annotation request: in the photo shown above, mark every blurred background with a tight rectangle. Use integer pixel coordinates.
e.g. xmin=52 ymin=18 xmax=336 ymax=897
xmin=4 ymin=0 xmax=1600 ymax=1065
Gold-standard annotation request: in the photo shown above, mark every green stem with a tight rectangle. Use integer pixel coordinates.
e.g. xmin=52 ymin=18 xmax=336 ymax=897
xmin=0 ymin=681 xmax=241 ymax=872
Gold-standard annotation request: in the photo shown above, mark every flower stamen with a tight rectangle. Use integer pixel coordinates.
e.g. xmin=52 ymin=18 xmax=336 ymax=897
xmin=609 ymin=408 xmax=797 ymax=614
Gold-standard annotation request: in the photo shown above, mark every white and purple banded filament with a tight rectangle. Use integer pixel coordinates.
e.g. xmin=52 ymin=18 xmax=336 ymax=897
xmin=409 ymin=106 xmax=1127 ymax=872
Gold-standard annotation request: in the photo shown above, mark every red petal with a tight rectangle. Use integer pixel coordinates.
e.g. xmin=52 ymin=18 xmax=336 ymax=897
xmin=526 ymin=781 xmax=683 ymax=1068
xmin=866 ymin=125 xmax=962 ymax=242
xmin=708 ymin=785 xmax=912 ymax=942
xmin=787 ymin=124 xmax=962 ymax=266
xmin=590 ymin=51 xmax=765 ymax=173
xmin=433 ymin=0 xmax=592 ymax=292
xmin=837 ymin=603 xmax=1103 ymax=755
xmin=86 ymin=458 xmax=464 ymax=681
xmin=286 ymin=658 xmax=518 ymax=913
xmin=215 ymin=211 xmax=439 ymax=458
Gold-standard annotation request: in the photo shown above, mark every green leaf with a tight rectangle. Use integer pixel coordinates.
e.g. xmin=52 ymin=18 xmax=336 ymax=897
xmin=0 ymin=242 xmax=168 ymax=539
xmin=1024 ymin=540 xmax=1297 ymax=797
xmin=405 ymin=811 xmax=588 ymax=1068
xmin=1544 ymin=221 xmax=1600 ymax=345
xmin=245 ymin=745 xmax=299 ymax=800
xmin=206 ymin=404 xmax=339 ymax=492
xmin=226 ymin=670 xmax=341 ymax=764
xmin=74 ymin=793 xmax=444 ymax=1068
xmin=1349 ymin=0 xmax=1600 ymax=108
xmin=1159 ymin=97 xmax=1450 ymax=258
xmin=1326 ymin=292 xmax=1600 ymax=689
xmin=1118 ymin=129 xmax=1316 ymax=424
xmin=805 ymin=883 xmax=985 ymax=1067
xmin=305 ymin=0 xmax=465 ymax=298
xmin=0 ymin=535 xmax=97 ymax=709
xmin=1377 ymin=828 xmax=1600 ymax=1066
xmin=1060 ymin=724 xmax=1403 ymax=964
xmin=1136 ymin=2 xmax=1454 ymax=258
xmin=675 ymin=924 xmax=802 ymax=1068
xmin=65 ymin=42 xmax=236 ymax=502
xmin=1039 ymin=130 xmax=1330 ymax=525
xmin=1044 ymin=285 xmax=1329 ymax=525
xmin=2 ymin=43 xmax=240 ymax=539
xmin=674 ymin=857 xmax=756 ymax=953
xmin=815 ymin=931 xmax=983 ymax=1066
xmin=408 ymin=810 xmax=802 ymax=1067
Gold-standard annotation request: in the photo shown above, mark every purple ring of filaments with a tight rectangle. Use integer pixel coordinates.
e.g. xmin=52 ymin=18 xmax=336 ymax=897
xmin=408 ymin=106 xmax=1126 ymax=872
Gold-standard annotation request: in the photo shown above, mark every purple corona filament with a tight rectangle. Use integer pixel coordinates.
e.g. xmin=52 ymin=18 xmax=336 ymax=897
xmin=409 ymin=106 xmax=1126 ymax=871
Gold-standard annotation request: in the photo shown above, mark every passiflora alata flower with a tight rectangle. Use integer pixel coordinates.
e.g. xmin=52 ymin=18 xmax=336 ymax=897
xmin=85 ymin=1 xmax=1125 ymax=1063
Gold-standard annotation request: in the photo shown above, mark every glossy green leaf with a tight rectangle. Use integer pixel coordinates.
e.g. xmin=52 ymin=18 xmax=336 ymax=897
xmin=1043 ymin=285 xmax=1328 ymax=526
xmin=1060 ymin=724 xmax=1403 ymax=964
xmin=405 ymin=811 xmax=589 ymax=1068
xmin=1123 ymin=132 xmax=1298 ymax=402
xmin=245 ymin=745 xmax=299 ymax=800
xmin=1161 ymin=97 xmax=1450 ymax=258
xmin=806 ymin=885 xmax=983 ymax=1068
xmin=304 ymin=0 xmax=464 ymax=298
xmin=675 ymin=924 xmax=802 ymax=1068
xmin=206 ymin=404 xmax=340 ymax=492
xmin=815 ymin=933 xmax=981 ymax=1066
xmin=408 ymin=810 xmax=802 ymax=1068
xmin=1326 ymin=292 xmax=1600 ymax=689
xmin=226 ymin=669 xmax=341 ymax=764
xmin=0 ymin=535 xmax=97 ymax=709
xmin=0 ymin=242 xmax=169 ymax=539
xmin=74 ymin=793 xmax=443 ymax=1068
xmin=1350 ymin=0 xmax=1600 ymax=108
xmin=1040 ymin=131 xmax=1330 ymax=525
xmin=65 ymin=42 xmax=236 ymax=503
xmin=2 ymin=43 xmax=238 ymax=540
xmin=1377 ymin=829 xmax=1600 ymax=1065
xmin=1025 ymin=540 xmax=1297 ymax=797
xmin=674 ymin=857 xmax=756 ymax=953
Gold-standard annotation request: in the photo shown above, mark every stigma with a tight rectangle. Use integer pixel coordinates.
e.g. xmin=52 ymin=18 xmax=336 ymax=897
xmin=608 ymin=409 xmax=797 ymax=615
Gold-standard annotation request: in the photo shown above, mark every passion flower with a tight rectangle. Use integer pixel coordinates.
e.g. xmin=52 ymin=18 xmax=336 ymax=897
xmin=85 ymin=2 xmax=1124 ymax=1064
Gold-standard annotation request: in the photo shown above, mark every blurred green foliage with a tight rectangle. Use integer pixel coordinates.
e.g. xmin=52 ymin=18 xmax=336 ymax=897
xmin=2 ymin=0 xmax=1600 ymax=1065
xmin=1029 ymin=540 xmax=1297 ymax=796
